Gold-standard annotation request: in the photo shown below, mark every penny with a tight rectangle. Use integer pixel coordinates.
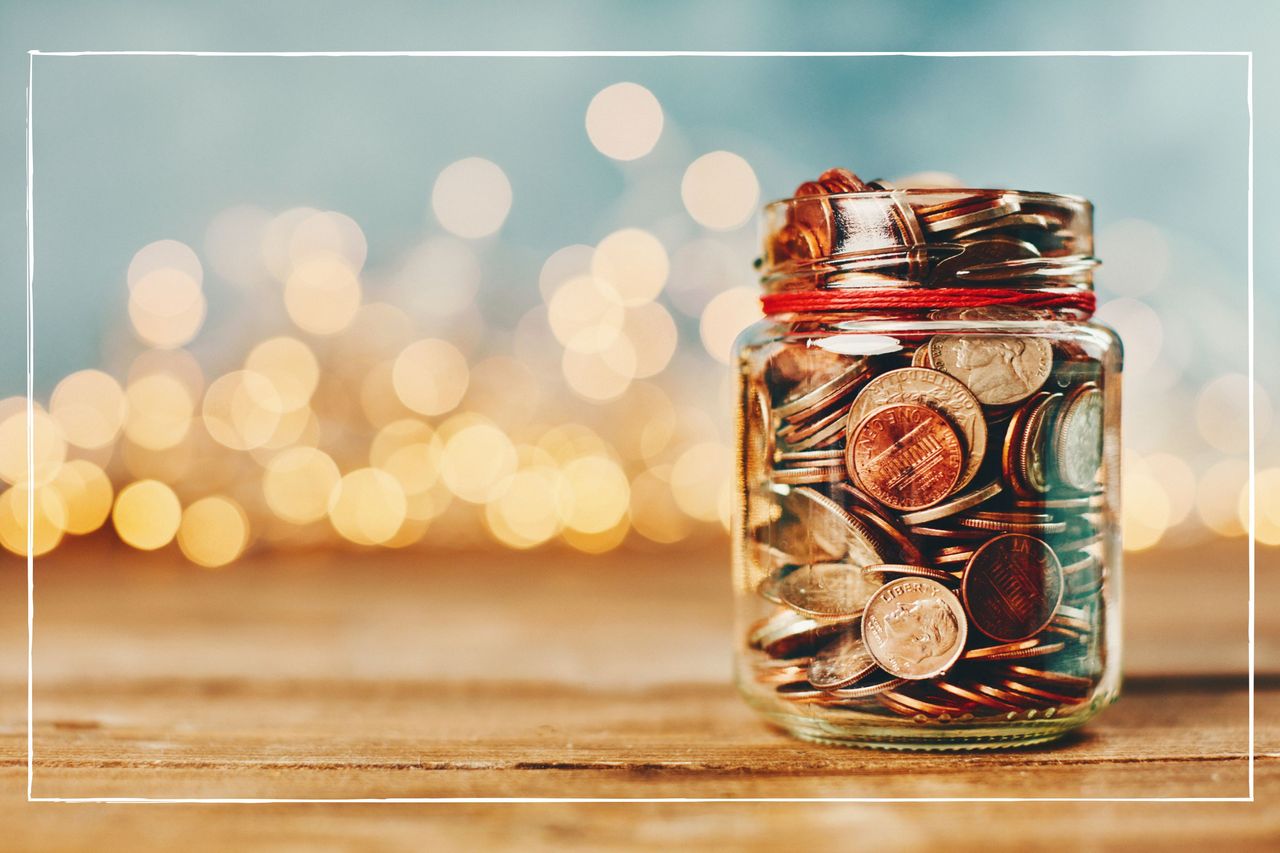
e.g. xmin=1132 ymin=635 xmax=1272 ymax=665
xmin=933 ymin=549 xmax=976 ymax=565
xmin=807 ymin=632 xmax=879 ymax=689
xmin=1001 ymin=665 xmax=1094 ymax=693
xmin=861 ymin=577 xmax=968 ymax=680
xmin=779 ymin=562 xmax=886 ymax=618
xmin=818 ymin=167 xmax=870 ymax=193
xmin=961 ymin=533 xmax=1064 ymax=642
xmin=907 ymin=523 xmax=994 ymax=539
xmin=898 ymin=479 xmax=1003 ymax=526
xmin=1054 ymin=382 xmax=1104 ymax=491
xmin=774 ymin=362 xmax=868 ymax=420
xmin=927 ymin=237 xmax=1040 ymax=285
xmin=743 ymin=386 xmax=775 ymax=529
xmin=768 ymin=347 xmax=856 ymax=406
xmin=928 ymin=334 xmax=1052 ymax=406
xmin=970 ymin=680 xmax=1043 ymax=708
xmin=880 ymin=690 xmax=970 ymax=717
xmin=998 ymin=678 xmax=1083 ymax=705
xmin=845 ymin=367 xmax=987 ymax=491
xmin=849 ymin=403 xmax=964 ymax=511
xmin=845 ymin=501 xmax=926 ymax=565
xmin=776 ymin=681 xmax=826 ymax=700
xmin=963 ymin=639 xmax=1066 ymax=661
xmin=936 ymin=679 xmax=1021 ymax=711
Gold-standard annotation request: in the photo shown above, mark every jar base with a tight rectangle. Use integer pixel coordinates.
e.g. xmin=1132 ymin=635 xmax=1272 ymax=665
xmin=776 ymin=716 xmax=1080 ymax=751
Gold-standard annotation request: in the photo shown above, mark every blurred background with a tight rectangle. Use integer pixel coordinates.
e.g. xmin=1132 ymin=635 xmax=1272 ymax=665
xmin=0 ymin=2 xmax=1272 ymax=569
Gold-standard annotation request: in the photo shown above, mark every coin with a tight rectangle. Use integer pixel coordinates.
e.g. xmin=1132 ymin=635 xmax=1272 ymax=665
xmin=861 ymin=577 xmax=968 ymax=680
xmin=880 ymin=690 xmax=970 ymax=717
xmin=779 ymin=562 xmax=886 ymax=617
xmin=998 ymin=678 xmax=1083 ymax=705
xmin=963 ymin=639 xmax=1066 ymax=661
xmin=866 ymin=563 xmax=959 ymax=584
xmin=845 ymin=367 xmax=987 ymax=491
xmin=956 ymin=516 xmax=1067 ymax=535
xmin=808 ymin=632 xmax=879 ymax=689
xmin=1001 ymin=665 xmax=1094 ymax=693
xmin=1053 ymin=382 xmax=1104 ymax=491
xmin=849 ymin=403 xmax=963 ymax=511
xmin=757 ymin=611 xmax=858 ymax=659
xmin=928 ymin=335 xmax=1052 ymax=405
xmin=781 ymin=487 xmax=886 ymax=567
xmin=898 ymin=479 xmax=1003 ymax=526
xmin=1017 ymin=391 xmax=1062 ymax=494
xmin=961 ymin=533 xmax=1064 ymax=642
xmin=845 ymin=501 xmax=926 ymax=564
xmin=936 ymin=679 xmax=1020 ymax=711
xmin=817 ymin=670 xmax=906 ymax=701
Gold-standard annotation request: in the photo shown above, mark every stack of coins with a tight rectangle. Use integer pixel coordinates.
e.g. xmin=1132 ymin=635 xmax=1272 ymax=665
xmin=743 ymin=170 xmax=1108 ymax=724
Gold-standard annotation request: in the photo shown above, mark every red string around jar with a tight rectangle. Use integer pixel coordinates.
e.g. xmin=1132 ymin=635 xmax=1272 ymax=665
xmin=760 ymin=287 xmax=1096 ymax=317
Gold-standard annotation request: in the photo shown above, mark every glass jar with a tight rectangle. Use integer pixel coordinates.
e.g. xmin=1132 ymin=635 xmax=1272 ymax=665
xmin=732 ymin=182 xmax=1121 ymax=750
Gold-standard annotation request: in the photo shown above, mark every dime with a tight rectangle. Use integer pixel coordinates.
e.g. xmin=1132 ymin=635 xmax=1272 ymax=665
xmin=1053 ymin=382 xmax=1104 ymax=491
xmin=849 ymin=403 xmax=964 ymax=511
xmin=845 ymin=367 xmax=987 ymax=491
xmin=956 ymin=516 xmax=1066 ymax=535
xmin=1017 ymin=391 xmax=1062 ymax=494
xmin=818 ymin=670 xmax=906 ymax=701
xmin=961 ymin=533 xmax=1064 ymax=642
xmin=861 ymin=577 xmax=968 ymax=680
xmin=757 ymin=611 xmax=858 ymax=659
xmin=807 ymin=632 xmax=879 ymax=689
xmin=779 ymin=562 xmax=886 ymax=617
xmin=928 ymin=334 xmax=1052 ymax=405
xmin=898 ymin=479 xmax=1003 ymax=526
xmin=781 ymin=487 xmax=886 ymax=567
xmin=771 ymin=465 xmax=847 ymax=485
xmin=866 ymin=563 xmax=959 ymax=584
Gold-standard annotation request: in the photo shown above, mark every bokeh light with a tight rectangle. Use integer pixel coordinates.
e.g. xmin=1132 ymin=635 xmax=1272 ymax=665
xmin=263 ymin=446 xmax=341 ymax=525
xmin=327 ymin=468 xmax=407 ymax=546
xmin=124 ymin=372 xmax=195 ymax=450
xmin=50 ymin=370 xmax=127 ymax=450
xmin=431 ymin=157 xmax=513 ymax=239
xmin=439 ymin=417 xmax=517 ymax=504
xmin=0 ymin=484 xmax=66 ymax=556
xmin=112 ymin=479 xmax=182 ymax=551
xmin=50 ymin=460 xmax=113 ymax=535
xmin=202 ymin=370 xmax=284 ymax=451
xmin=178 ymin=495 xmax=250 ymax=568
xmin=681 ymin=151 xmax=759 ymax=230
xmin=391 ymin=338 xmax=470 ymax=416
xmin=284 ymin=254 xmax=363 ymax=335
xmin=699 ymin=285 xmax=760 ymax=364
xmin=127 ymin=239 xmax=203 ymax=290
xmin=128 ymin=267 xmax=206 ymax=348
xmin=585 ymin=82 xmax=664 ymax=161
xmin=0 ymin=405 xmax=66 ymax=487
xmin=591 ymin=228 xmax=669 ymax=307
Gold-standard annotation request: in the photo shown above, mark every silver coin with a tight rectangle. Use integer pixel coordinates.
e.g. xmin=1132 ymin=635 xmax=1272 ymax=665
xmin=928 ymin=335 xmax=1053 ymax=406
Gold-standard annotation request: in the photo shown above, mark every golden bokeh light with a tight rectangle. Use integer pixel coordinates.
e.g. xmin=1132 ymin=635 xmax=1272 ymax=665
xmin=561 ymin=514 xmax=630 ymax=554
xmin=123 ymin=372 xmax=195 ymax=450
xmin=50 ymin=369 xmax=127 ymax=450
xmin=50 ymin=460 xmax=114 ymax=535
xmin=112 ymin=479 xmax=182 ymax=551
xmin=1120 ymin=452 xmax=1171 ymax=551
xmin=0 ymin=405 xmax=66 ymax=487
xmin=0 ymin=484 xmax=66 ymax=556
xmin=561 ymin=346 xmax=634 ymax=402
xmin=178 ymin=495 xmax=250 ymax=568
xmin=284 ymin=254 xmax=363 ymax=335
xmin=246 ymin=336 xmax=320 ymax=411
xmin=585 ymin=82 xmax=664 ymax=161
xmin=621 ymin=301 xmax=678 ymax=378
xmin=128 ymin=348 xmax=205 ymax=398
xmin=262 ymin=446 xmax=341 ymax=524
xmin=128 ymin=268 xmax=207 ymax=349
xmin=391 ymin=338 xmax=470 ymax=416
xmin=1195 ymin=373 xmax=1268 ymax=454
xmin=394 ymin=237 xmax=481 ymax=318
xmin=372 ymin=419 xmax=449 ymax=523
xmin=484 ymin=466 xmax=564 ymax=548
xmin=670 ymin=441 xmax=732 ymax=523
xmin=1196 ymin=458 xmax=1250 ymax=538
xmin=699 ymin=285 xmax=761 ymax=364
xmin=629 ymin=467 xmax=693 ymax=544
xmin=431 ymin=157 xmax=513 ymax=239
xmin=681 ymin=150 xmax=759 ymax=231
xmin=289 ymin=209 xmax=368 ymax=272
xmin=1242 ymin=468 xmax=1280 ymax=547
xmin=537 ymin=423 xmax=611 ymax=466
xmin=591 ymin=228 xmax=669 ymax=307
xmin=547 ymin=275 xmax=625 ymax=353
xmin=202 ymin=370 xmax=284 ymax=451
xmin=327 ymin=467 xmax=407 ymax=546
xmin=1142 ymin=451 xmax=1197 ymax=527
xmin=558 ymin=456 xmax=630 ymax=535
xmin=440 ymin=418 xmax=518 ymax=504
xmin=127 ymin=238 xmax=203 ymax=290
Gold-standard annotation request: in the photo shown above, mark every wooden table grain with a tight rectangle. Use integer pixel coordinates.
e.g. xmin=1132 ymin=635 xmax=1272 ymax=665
xmin=3 ymin=538 xmax=1277 ymax=849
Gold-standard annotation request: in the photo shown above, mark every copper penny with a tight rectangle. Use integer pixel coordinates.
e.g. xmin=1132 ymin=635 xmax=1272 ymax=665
xmin=849 ymin=403 xmax=963 ymax=511
xmin=961 ymin=533 xmax=1064 ymax=642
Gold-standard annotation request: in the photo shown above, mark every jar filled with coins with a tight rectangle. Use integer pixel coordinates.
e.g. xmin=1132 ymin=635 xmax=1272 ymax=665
xmin=733 ymin=169 xmax=1121 ymax=749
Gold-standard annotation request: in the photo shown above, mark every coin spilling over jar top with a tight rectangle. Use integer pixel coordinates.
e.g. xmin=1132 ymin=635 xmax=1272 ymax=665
xmin=742 ymin=168 xmax=1112 ymax=728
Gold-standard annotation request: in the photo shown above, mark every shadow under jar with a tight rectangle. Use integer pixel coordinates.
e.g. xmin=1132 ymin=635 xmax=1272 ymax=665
xmin=733 ymin=184 xmax=1122 ymax=750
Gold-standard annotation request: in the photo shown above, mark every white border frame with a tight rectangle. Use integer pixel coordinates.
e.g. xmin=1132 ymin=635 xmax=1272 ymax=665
xmin=24 ymin=49 xmax=1255 ymax=804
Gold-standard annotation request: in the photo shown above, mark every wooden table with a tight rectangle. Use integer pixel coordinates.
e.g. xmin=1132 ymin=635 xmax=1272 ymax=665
xmin=3 ymin=538 xmax=1277 ymax=849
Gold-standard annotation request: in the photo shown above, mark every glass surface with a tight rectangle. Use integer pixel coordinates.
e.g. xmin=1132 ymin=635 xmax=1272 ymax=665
xmin=732 ymin=189 xmax=1122 ymax=749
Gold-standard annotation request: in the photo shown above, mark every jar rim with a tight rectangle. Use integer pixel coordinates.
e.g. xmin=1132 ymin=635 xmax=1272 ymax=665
xmin=762 ymin=188 xmax=1092 ymax=212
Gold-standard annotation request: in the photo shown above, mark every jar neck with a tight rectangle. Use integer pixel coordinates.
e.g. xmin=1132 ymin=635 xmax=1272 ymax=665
xmin=757 ymin=189 xmax=1097 ymax=322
